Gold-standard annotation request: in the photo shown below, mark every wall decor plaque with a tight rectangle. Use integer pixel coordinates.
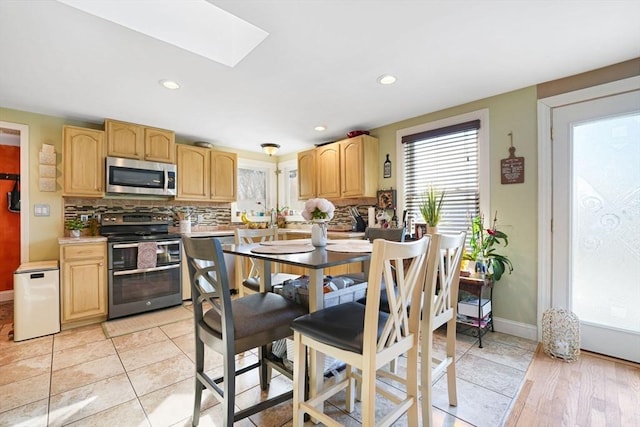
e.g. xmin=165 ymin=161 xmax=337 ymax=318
xmin=501 ymin=133 xmax=524 ymax=184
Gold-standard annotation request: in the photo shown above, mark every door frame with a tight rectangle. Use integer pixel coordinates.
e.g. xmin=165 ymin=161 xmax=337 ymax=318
xmin=536 ymin=75 xmax=640 ymax=341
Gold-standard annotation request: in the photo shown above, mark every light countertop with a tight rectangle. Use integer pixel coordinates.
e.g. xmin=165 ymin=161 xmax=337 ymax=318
xmin=179 ymin=228 xmax=365 ymax=239
xmin=181 ymin=230 xmax=236 ymax=238
xmin=58 ymin=236 xmax=107 ymax=244
xmin=280 ymin=229 xmax=365 ymax=239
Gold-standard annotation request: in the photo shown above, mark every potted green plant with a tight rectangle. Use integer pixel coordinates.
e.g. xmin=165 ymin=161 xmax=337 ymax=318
xmin=65 ymin=217 xmax=86 ymax=238
xmin=463 ymin=212 xmax=514 ymax=281
xmin=419 ymin=186 xmax=445 ymax=232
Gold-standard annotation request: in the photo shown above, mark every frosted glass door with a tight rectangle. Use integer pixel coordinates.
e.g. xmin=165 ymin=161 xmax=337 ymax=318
xmin=552 ymin=90 xmax=640 ymax=362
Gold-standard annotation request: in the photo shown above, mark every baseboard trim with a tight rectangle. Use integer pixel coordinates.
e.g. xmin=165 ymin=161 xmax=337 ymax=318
xmin=0 ymin=290 xmax=14 ymax=303
xmin=493 ymin=316 xmax=538 ymax=341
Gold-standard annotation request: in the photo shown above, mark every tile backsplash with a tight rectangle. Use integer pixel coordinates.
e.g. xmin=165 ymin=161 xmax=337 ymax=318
xmin=63 ymin=198 xmax=230 ymax=229
xmin=63 ymin=198 xmax=373 ymax=231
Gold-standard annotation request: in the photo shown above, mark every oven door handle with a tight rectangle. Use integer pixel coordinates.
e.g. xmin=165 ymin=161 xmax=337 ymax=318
xmin=113 ymin=264 xmax=181 ymax=276
xmin=112 ymin=240 xmax=181 ymax=249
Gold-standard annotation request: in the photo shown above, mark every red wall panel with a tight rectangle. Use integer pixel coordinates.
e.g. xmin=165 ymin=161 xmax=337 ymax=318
xmin=0 ymin=145 xmax=21 ymax=292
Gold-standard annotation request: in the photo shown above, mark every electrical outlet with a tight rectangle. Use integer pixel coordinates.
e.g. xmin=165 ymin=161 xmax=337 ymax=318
xmin=80 ymin=214 xmax=88 ymax=222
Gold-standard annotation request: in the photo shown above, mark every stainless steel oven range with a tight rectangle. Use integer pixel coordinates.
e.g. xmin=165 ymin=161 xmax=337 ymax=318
xmin=100 ymin=212 xmax=182 ymax=319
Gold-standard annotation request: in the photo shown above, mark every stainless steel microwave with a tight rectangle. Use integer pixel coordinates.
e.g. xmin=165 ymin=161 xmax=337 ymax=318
xmin=106 ymin=157 xmax=176 ymax=196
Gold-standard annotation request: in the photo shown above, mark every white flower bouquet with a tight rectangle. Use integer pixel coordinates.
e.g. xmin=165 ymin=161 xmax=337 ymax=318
xmin=302 ymin=198 xmax=335 ymax=221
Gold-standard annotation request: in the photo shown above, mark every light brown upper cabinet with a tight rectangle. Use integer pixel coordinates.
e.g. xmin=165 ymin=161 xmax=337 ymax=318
xmin=145 ymin=127 xmax=175 ymax=163
xmin=63 ymin=126 xmax=105 ymax=197
xmin=176 ymin=144 xmax=237 ymax=202
xmin=210 ymin=151 xmax=237 ymax=202
xmin=301 ymin=135 xmax=378 ymax=200
xmin=297 ymin=148 xmax=316 ymax=199
xmin=316 ymin=143 xmax=341 ymax=199
xmin=105 ymin=119 xmax=175 ymax=164
xmin=339 ymin=134 xmax=379 ymax=198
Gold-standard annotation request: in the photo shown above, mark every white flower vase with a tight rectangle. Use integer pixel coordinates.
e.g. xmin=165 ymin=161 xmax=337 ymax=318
xmin=70 ymin=229 xmax=81 ymax=238
xmin=311 ymin=221 xmax=328 ymax=247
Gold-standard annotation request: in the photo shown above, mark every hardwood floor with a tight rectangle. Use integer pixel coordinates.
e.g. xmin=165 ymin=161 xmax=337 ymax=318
xmin=505 ymin=345 xmax=640 ymax=427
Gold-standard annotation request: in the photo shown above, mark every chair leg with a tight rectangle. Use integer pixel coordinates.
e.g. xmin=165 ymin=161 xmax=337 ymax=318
xmin=421 ymin=329 xmax=434 ymax=427
xmin=446 ymin=320 xmax=458 ymax=406
xmin=345 ymin=365 xmax=356 ymax=413
xmin=361 ymin=364 xmax=376 ymax=426
xmin=259 ymin=344 xmax=270 ymax=390
xmin=223 ymin=347 xmax=236 ymax=426
xmin=406 ymin=345 xmax=420 ymax=426
xmin=389 ymin=357 xmax=398 ymax=374
xmin=192 ymin=338 xmax=205 ymax=426
xmin=292 ymin=332 xmax=306 ymax=427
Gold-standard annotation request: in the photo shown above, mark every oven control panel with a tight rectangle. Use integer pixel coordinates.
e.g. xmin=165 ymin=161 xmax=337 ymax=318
xmin=101 ymin=213 xmax=171 ymax=225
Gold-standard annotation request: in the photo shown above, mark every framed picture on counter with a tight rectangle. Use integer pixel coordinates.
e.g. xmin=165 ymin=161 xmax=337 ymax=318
xmin=415 ymin=223 xmax=427 ymax=240
xmin=377 ymin=189 xmax=396 ymax=209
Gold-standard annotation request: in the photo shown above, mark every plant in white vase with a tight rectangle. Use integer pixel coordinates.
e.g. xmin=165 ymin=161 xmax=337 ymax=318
xmin=65 ymin=217 xmax=86 ymax=238
xmin=419 ymin=186 xmax=445 ymax=232
xmin=302 ymin=198 xmax=335 ymax=246
xmin=463 ymin=212 xmax=514 ymax=281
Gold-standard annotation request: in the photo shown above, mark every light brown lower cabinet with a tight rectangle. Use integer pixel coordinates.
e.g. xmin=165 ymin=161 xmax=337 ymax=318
xmin=59 ymin=242 xmax=107 ymax=327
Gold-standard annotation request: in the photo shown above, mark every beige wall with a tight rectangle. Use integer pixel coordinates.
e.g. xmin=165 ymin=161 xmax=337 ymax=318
xmin=370 ymin=86 xmax=539 ymax=326
xmin=0 ymin=108 xmax=276 ymax=262
xmin=0 ymin=108 xmax=101 ymax=261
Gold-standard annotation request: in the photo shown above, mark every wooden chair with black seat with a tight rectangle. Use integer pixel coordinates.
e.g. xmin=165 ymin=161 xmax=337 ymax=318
xmin=234 ymin=227 xmax=299 ymax=295
xmin=339 ymin=227 xmax=406 ymax=308
xmin=182 ymin=236 xmax=308 ymax=427
xmin=290 ymin=236 xmax=435 ymax=426
xmin=420 ymin=232 xmax=466 ymax=426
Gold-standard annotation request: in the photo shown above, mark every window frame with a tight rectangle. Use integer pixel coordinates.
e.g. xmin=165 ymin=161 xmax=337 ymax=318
xmin=277 ymin=158 xmax=305 ymax=215
xmin=395 ymin=109 xmax=490 ymax=228
xmin=231 ymin=158 xmax=277 ymax=222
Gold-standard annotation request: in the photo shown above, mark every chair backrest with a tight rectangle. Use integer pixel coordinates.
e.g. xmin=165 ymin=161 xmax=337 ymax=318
xmin=182 ymin=236 xmax=234 ymax=341
xmin=424 ymin=232 xmax=466 ymax=331
xmin=365 ymin=227 xmax=405 ymax=243
xmin=235 ymin=227 xmax=280 ymax=279
xmin=363 ymin=236 xmax=432 ymax=355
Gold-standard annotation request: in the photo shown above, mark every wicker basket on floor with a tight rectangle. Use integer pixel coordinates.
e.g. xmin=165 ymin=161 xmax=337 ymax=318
xmin=542 ymin=308 xmax=580 ymax=362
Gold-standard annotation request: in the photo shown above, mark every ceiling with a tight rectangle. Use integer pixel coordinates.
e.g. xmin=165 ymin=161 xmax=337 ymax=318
xmin=1 ymin=1 xmax=639 ymax=156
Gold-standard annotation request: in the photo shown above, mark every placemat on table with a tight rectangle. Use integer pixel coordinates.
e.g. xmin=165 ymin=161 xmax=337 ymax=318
xmin=251 ymin=244 xmax=315 ymax=254
xmin=325 ymin=243 xmax=373 ymax=253
xmin=260 ymin=239 xmax=312 ymax=246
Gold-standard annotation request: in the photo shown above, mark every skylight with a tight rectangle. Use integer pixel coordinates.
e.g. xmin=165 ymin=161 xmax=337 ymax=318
xmin=57 ymin=0 xmax=269 ymax=67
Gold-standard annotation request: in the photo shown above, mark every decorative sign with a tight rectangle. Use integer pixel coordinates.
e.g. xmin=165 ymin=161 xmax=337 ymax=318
xmin=383 ymin=154 xmax=392 ymax=178
xmin=501 ymin=133 xmax=524 ymax=184
xmin=39 ymin=143 xmax=57 ymax=192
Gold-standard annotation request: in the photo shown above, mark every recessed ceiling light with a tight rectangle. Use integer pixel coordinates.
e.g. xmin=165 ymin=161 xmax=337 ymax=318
xmin=314 ymin=125 xmax=327 ymax=132
xmin=160 ymin=79 xmax=180 ymax=90
xmin=377 ymin=74 xmax=397 ymax=85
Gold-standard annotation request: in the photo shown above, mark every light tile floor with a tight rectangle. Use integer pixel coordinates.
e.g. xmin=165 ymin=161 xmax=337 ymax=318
xmin=0 ymin=305 xmax=536 ymax=426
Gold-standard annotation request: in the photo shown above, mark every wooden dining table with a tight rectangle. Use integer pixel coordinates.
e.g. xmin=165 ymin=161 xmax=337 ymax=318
xmin=222 ymin=240 xmax=372 ymax=408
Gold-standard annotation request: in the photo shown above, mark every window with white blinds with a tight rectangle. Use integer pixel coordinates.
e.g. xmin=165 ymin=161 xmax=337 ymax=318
xmin=402 ymin=119 xmax=481 ymax=236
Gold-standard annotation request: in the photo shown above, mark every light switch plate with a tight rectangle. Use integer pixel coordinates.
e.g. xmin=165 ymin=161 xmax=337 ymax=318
xmin=34 ymin=204 xmax=50 ymax=216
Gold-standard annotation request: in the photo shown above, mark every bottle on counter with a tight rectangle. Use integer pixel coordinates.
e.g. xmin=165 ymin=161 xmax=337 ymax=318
xmin=391 ymin=207 xmax=398 ymax=228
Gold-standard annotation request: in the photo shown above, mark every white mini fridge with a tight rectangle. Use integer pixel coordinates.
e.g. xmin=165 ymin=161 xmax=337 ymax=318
xmin=13 ymin=260 xmax=61 ymax=341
